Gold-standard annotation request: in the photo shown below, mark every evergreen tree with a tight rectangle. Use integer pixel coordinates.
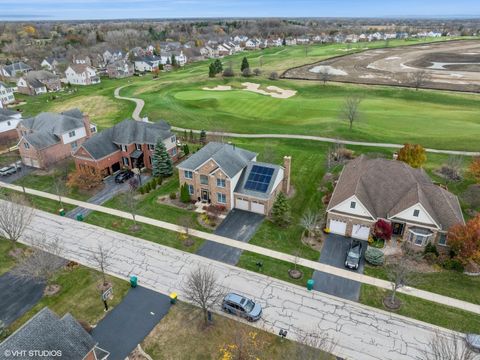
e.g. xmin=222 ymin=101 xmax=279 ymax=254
xmin=271 ymin=192 xmax=291 ymax=226
xmin=152 ymin=139 xmax=173 ymax=177
xmin=180 ymin=183 xmax=191 ymax=203
xmin=171 ymin=54 xmax=177 ymax=67
xmin=213 ymin=59 xmax=223 ymax=74
xmin=189 ymin=130 xmax=194 ymax=143
xmin=241 ymin=57 xmax=249 ymax=72
xmin=183 ymin=143 xmax=190 ymax=156
xmin=183 ymin=130 xmax=187 ymax=141
xmin=199 ymin=130 xmax=207 ymax=145
xmin=209 ymin=63 xmax=216 ymax=78
xmin=282 ymin=38 xmax=286 ymax=46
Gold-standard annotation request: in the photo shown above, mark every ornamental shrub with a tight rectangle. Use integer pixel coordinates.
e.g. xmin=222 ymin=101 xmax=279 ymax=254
xmin=365 ymin=247 xmax=385 ymax=266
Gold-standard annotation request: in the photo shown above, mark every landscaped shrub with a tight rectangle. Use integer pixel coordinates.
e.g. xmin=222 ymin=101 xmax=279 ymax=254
xmin=169 ymin=192 xmax=177 ymax=200
xmin=180 ymin=183 xmax=190 ymax=203
xmin=423 ymin=252 xmax=438 ymax=265
xmin=223 ymin=67 xmax=234 ymax=77
xmin=269 ymin=71 xmax=279 ymax=80
xmin=144 ymin=183 xmax=151 ymax=193
xmin=443 ymin=258 xmax=465 ymax=272
xmin=372 ymin=219 xmax=392 ymax=241
xmin=139 ymin=187 xmax=145 ymax=195
xmin=365 ymin=247 xmax=385 ymax=266
xmin=424 ymin=242 xmax=439 ymax=256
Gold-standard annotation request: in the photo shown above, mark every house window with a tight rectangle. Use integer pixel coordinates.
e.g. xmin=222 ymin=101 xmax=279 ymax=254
xmin=217 ymin=178 xmax=226 ymax=187
xmin=200 ymin=175 xmax=208 ymax=185
xmin=408 ymin=228 xmax=431 ymax=246
xmin=172 ymin=147 xmax=177 ymax=156
xmin=184 ymin=170 xmax=193 ymax=179
xmin=217 ymin=193 xmax=226 ymax=204
xmin=68 ymin=130 xmax=76 ymax=138
xmin=71 ymin=141 xmax=78 ymax=150
xmin=350 ymin=201 xmax=356 ymax=209
xmin=413 ymin=209 xmax=420 ymax=217
xmin=148 ymin=144 xmax=155 ymax=150
xmin=171 ymin=135 xmax=176 ymax=143
xmin=135 ymin=143 xmax=141 ymax=150
xmin=121 ymin=144 xmax=128 ymax=152
xmin=122 ymin=157 xmax=129 ymax=166
xmin=188 ymin=184 xmax=194 ymax=195
xmin=7 ymin=121 xmax=10 ymax=126
xmin=438 ymin=233 xmax=447 ymax=246
xmin=24 ymin=142 xmax=30 ymax=149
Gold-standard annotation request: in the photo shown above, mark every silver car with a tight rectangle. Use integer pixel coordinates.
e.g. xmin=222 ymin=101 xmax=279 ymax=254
xmin=222 ymin=293 xmax=262 ymax=322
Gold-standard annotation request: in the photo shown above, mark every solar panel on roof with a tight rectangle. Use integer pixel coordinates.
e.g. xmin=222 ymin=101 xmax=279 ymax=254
xmin=244 ymin=165 xmax=274 ymax=193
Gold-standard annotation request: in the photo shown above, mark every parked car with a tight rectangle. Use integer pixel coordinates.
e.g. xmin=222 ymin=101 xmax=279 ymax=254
xmin=466 ymin=334 xmax=480 ymax=352
xmin=0 ymin=166 xmax=17 ymax=176
xmin=114 ymin=170 xmax=134 ymax=183
xmin=345 ymin=240 xmax=363 ymax=270
xmin=222 ymin=293 xmax=262 ymax=322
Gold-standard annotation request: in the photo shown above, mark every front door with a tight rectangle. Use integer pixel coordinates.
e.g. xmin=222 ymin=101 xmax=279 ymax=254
xmin=201 ymin=189 xmax=209 ymax=202
xmin=392 ymin=222 xmax=405 ymax=236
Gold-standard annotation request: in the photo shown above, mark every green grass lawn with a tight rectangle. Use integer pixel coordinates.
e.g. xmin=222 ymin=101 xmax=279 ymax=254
xmin=359 ymin=284 xmax=480 ymax=333
xmin=0 ymin=239 xmax=24 ymax=275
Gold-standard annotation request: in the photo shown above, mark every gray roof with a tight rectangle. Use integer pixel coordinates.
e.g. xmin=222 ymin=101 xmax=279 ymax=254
xmin=24 ymin=70 xmax=58 ymax=85
xmin=0 ymin=307 xmax=96 ymax=360
xmin=80 ymin=119 xmax=172 ymax=160
xmin=327 ymin=155 xmax=465 ymax=230
xmin=2 ymin=62 xmax=32 ymax=76
xmin=20 ymin=109 xmax=84 ymax=149
xmin=234 ymin=161 xmax=284 ymax=199
xmin=0 ymin=108 xmax=18 ymax=117
xmin=177 ymin=142 xmax=257 ymax=178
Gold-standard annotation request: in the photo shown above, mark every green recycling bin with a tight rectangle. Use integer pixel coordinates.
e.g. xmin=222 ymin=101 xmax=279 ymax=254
xmin=307 ymin=279 xmax=315 ymax=291
xmin=130 ymin=275 xmax=138 ymax=288
xmin=76 ymin=214 xmax=84 ymax=221
xmin=59 ymin=208 xmax=65 ymax=216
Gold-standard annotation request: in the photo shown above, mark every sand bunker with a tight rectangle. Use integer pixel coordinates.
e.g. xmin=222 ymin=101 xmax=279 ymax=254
xmin=202 ymin=82 xmax=296 ymax=99
xmin=310 ymin=65 xmax=348 ymax=76
xmin=203 ymin=85 xmax=232 ymax=91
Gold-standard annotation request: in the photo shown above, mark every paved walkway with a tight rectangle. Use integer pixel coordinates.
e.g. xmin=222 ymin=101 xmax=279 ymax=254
xmin=2 ymin=184 xmax=479 ymax=316
xmin=92 ymin=286 xmax=171 ymax=360
xmin=17 ymin=208 xmax=470 ymax=360
xmin=113 ymin=87 xmax=480 ymax=156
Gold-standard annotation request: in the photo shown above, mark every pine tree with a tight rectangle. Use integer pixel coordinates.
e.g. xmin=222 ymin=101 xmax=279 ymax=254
xmin=241 ymin=57 xmax=249 ymax=72
xmin=213 ymin=59 xmax=223 ymax=74
xmin=209 ymin=63 xmax=216 ymax=78
xmin=171 ymin=54 xmax=177 ymax=67
xmin=152 ymin=139 xmax=173 ymax=177
xmin=271 ymin=192 xmax=291 ymax=226
xmin=199 ymin=130 xmax=207 ymax=145
xmin=183 ymin=143 xmax=190 ymax=156
xmin=180 ymin=183 xmax=191 ymax=203
xmin=189 ymin=130 xmax=194 ymax=143
xmin=183 ymin=130 xmax=187 ymax=141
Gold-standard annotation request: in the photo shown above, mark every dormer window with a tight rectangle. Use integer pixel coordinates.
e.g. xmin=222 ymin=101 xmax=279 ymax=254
xmin=350 ymin=201 xmax=356 ymax=209
xmin=413 ymin=209 xmax=420 ymax=217
xmin=68 ymin=130 xmax=76 ymax=138
xmin=135 ymin=143 xmax=141 ymax=150
xmin=121 ymin=144 xmax=128 ymax=152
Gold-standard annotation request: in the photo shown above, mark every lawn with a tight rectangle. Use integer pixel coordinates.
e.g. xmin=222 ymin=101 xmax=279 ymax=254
xmin=142 ymin=301 xmax=333 ymax=360
xmin=8 ymin=265 xmax=130 ymax=332
xmin=359 ymin=284 xmax=480 ymax=333
xmin=0 ymin=239 xmax=24 ymax=275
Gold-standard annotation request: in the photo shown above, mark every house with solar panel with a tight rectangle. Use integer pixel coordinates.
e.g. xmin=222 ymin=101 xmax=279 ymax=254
xmin=177 ymin=142 xmax=291 ymax=215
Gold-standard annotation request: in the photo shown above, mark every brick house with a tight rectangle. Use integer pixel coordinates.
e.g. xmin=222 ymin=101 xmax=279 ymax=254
xmin=73 ymin=119 xmax=177 ymax=177
xmin=0 ymin=307 xmax=109 ymax=359
xmin=17 ymin=109 xmax=95 ymax=168
xmin=326 ymin=155 xmax=465 ymax=249
xmin=177 ymin=142 xmax=291 ymax=215
xmin=106 ymin=59 xmax=134 ymax=79
xmin=0 ymin=108 xmax=22 ymax=143
xmin=16 ymin=70 xmax=61 ymax=95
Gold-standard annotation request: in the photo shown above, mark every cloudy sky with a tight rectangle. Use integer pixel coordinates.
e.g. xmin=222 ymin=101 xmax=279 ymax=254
xmin=0 ymin=0 xmax=479 ymax=20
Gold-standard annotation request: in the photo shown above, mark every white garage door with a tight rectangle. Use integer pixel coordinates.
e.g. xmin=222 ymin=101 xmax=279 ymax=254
xmin=329 ymin=220 xmax=347 ymax=236
xmin=251 ymin=201 xmax=265 ymax=215
xmin=235 ymin=198 xmax=249 ymax=211
xmin=352 ymin=224 xmax=370 ymax=240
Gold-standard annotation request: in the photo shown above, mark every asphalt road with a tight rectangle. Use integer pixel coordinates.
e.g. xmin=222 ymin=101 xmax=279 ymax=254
xmin=0 ymin=166 xmax=35 ymax=185
xmin=313 ymin=234 xmax=367 ymax=302
xmin=92 ymin=286 xmax=171 ymax=359
xmin=196 ymin=209 xmax=264 ymax=265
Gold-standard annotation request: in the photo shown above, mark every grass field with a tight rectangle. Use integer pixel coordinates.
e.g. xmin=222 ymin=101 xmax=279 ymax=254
xmin=0 ymin=240 xmax=24 ymax=276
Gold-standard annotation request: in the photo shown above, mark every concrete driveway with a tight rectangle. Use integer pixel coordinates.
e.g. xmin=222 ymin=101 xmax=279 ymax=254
xmin=92 ymin=286 xmax=171 ymax=360
xmin=1 ymin=166 xmax=35 ymax=184
xmin=312 ymin=234 xmax=367 ymax=302
xmin=196 ymin=209 xmax=264 ymax=265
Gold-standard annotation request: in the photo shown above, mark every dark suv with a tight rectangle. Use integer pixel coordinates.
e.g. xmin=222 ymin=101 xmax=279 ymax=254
xmin=114 ymin=170 xmax=134 ymax=183
xmin=222 ymin=293 xmax=262 ymax=322
xmin=345 ymin=240 xmax=363 ymax=270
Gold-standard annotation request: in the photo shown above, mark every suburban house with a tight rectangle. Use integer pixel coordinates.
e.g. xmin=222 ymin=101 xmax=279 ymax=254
xmin=0 ymin=307 xmax=109 ymax=360
xmin=73 ymin=119 xmax=177 ymax=176
xmin=0 ymin=61 xmax=32 ymax=80
xmin=102 ymin=49 xmax=124 ymax=65
xmin=73 ymin=55 xmax=92 ymax=65
xmin=106 ymin=59 xmax=134 ymax=78
xmin=0 ymin=108 xmax=22 ymax=142
xmin=133 ymin=56 xmax=162 ymax=72
xmin=41 ymin=56 xmax=66 ymax=73
xmin=177 ymin=142 xmax=291 ymax=215
xmin=65 ymin=65 xmax=100 ymax=86
xmin=0 ymin=81 xmax=15 ymax=107
xmin=160 ymin=50 xmax=188 ymax=66
xmin=326 ymin=155 xmax=465 ymax=248
xmin=17 ymin=109 xmax=95 ymax=168
xmin=16 ymin=70 xmax=61 ymax=95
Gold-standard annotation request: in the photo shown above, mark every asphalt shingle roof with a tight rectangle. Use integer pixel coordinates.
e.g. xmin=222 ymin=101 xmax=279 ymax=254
xmin=2 ymin=62 xmax=32 ymax=76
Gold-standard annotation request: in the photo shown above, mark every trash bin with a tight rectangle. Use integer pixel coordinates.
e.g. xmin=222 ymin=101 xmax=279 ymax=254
xmin=76 ymin=214 xmax=84 ymax=221
xmin=130 ymin=275 xmax=138 ymax=288
xmin=307 ymin=279 xmax=315 ymax=291
xmin=59 ymin=208 xmax=65 ymax=216
xmin=170 ymin=292 xmax=177 ymax=304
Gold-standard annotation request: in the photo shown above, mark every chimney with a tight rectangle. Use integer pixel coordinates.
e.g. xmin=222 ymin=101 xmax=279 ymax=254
xmin=83 ymin=114 xmax=92 ymax=137
xmin=283 ymin=156 xmax=291 ymax=194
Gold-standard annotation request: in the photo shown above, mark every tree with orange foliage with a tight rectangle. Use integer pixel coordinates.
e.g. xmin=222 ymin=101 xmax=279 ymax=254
xmin=468 ymin=157 xmax=480 ymax=183
xmin=397 ymin=143 xmax=427 ymax=168
xmin=448 ymin=214 xmax=480 ymax=264
xmin=67 ymin=167 xmax=103 ymax=190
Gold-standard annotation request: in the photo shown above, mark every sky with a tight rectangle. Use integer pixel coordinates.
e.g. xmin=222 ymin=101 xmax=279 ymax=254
xmin=0 ymin=0 xmax=479 ymax=21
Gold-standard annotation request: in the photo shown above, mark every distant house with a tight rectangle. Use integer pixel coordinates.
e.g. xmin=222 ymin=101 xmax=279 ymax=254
xmin=106 ymin=59 xmax=134 ymax=79
xmin=16 ymin=70 xmax=61 ymax=96
xmin=41 ymin=57 xmax=66 ymax=73
xmin=0 ymin=62 xmax=32 ymax=79
xmin=102 ymin=49 xmax=124 ymax=65
xmin=0 ymin=82 xmax=15 ymax=107
xmin=160 ymin=50 xmax=188 ymax=66
xmin=245 ymin=39 xmax=261 ymax=50
xmin=285 ymin=38 xmax=297 ymax=46
xmin=177 ymin=142 xmax=291 ymax=215
xmin=0 ymin=307 xmax=109 ymax=360
xmin=73 ymin=55 xmax=92 ymax=66
xmin=65 ymin=65 xmax=100 ymax=86
xmin=326 ymin=155 xmax=465 ymax=247
xmin=0 ymin=108 xmax=22 ymax=142
xmin=133 ymin=56 xmax=162 ymax=72
xmin=17 ymin=109 xmax=95 ymax=168
xmin=73 ymin=119 xmax=177 ymax=177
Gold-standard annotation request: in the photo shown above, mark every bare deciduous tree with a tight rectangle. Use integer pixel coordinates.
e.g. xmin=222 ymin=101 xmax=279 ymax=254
xmin=91 ymin=244 xmax=114 ymax=287
xmin=53 ymin=175 xmax=67 ymax=209
xmin=122 ymin=185 xmax=140 ymax=231
xmin=317 ymin=67 xmax=332 ymax=85
xmin=421 ymin=331 xmax=476 ymax=360
xmin=384 ymin=251 xmax=417 ymax=308
xmin=340 ymin=95 xmax=363 ymax=130
xmin=182 ymin=266 xmax=224 ymax=326
xmin=409 ymin=70 xmax=431 ymax=91
xmin=300 ymin=210 xmax=319 ymax=238
xmin=0 ymin=193 xmax=34 ymax=243
xmin=295 ymin=329 xmax=337 ymax=360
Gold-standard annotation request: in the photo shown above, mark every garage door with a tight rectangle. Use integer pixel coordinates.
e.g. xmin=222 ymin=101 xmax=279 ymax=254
xmin=329 ymin=220 xmax=346 ymax=236
xmin=235 ymin=198 xmax=249 ymax=211
xmin=352 ymin=224 xmax=370 ymax=240
xmin=251 ymin=201 xmax=265 ymax=215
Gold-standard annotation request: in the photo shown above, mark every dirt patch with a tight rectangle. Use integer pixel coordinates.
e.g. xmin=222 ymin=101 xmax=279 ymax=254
xmin=44 ymin=284 xmax=61 ymax=296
